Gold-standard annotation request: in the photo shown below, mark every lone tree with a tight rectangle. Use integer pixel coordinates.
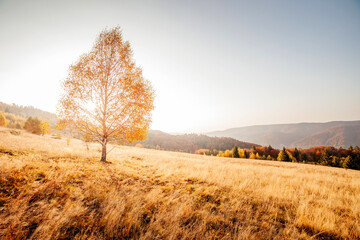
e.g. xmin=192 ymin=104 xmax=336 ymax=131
xmin=57 ymin=27 xmax=155 ymax=162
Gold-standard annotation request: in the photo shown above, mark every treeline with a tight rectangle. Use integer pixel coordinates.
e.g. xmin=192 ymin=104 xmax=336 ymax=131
xmin=0 ymin=112 xmax=51 ymax=135
xmin=0 ymin=102 xmax=57 ymax=126
xmin=134 ymin=130 xmax=259 ymax=153
xmin=0 ymin=111 xmax=25 ymax=129
xmin=198 ymin=145 xmax=360 ymax=170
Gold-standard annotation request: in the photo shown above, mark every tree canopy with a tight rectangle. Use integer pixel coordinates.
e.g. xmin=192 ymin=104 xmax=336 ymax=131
xmin=57 ymin=27 xmax=155 ymax=162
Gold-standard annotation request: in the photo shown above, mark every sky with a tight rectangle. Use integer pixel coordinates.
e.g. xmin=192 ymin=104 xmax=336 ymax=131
xmin=0 ymin=0 xmax=359 ymax=133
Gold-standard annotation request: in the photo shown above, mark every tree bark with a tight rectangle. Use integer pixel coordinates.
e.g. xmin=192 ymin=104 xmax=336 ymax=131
xmin=100 ymin=140 xmax=107 ymax=162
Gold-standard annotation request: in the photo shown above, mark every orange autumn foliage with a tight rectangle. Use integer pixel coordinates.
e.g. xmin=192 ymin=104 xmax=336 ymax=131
xmin=57 ymin=27 xmax=155 ymax=162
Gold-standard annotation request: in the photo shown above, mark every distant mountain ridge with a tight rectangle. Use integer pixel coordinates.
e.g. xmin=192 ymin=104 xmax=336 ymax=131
xmin=207 ymin=121 xmax=360 ymax=148
xmin=135 ymin=130 xmax=259 ymax=153
xmin=292 ymin=125 xmax=360 ymax=148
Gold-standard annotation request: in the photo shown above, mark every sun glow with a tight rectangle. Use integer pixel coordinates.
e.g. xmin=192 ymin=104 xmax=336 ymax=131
xmin=85 ymin=101 xmax=97 ymax=112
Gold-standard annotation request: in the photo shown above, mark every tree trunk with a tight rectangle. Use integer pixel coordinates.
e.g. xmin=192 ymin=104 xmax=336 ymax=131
xmin=100 ymin=141 xmax=107 ymax=162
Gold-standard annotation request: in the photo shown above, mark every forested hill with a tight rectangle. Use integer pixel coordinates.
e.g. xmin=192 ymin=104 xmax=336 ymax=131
xmin=134 ymin=130 xmax=259 ymax=153
xmin=0 ymin=102 xmax=57 ymax=126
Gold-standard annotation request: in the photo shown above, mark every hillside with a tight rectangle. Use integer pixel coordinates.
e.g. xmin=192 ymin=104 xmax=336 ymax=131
xmin=0 ymin=126 xmax=360 ymax=239
xmin=135 ymin=130 xmax=259 ymax=153
xmin=293 ymin=125 xmax=360 ymax=148
xmin=0 ymin=101 xmax=57 ymax=126
xmin=207 ymin=121 xmax=360 ymax=148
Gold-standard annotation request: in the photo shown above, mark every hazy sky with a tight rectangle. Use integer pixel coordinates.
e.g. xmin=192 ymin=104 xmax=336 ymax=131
xmin=0 ymin=0 xmax=359 ymax=133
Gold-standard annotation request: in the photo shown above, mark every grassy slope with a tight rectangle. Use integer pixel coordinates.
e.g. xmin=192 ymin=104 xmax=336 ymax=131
xmin=0 ymin=127 xmax=359 ymax=239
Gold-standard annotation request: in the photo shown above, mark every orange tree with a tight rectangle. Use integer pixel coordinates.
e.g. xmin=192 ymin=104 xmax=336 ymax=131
xmin=58 ymin=27 xmax=155 ymax=162
xmin=0 ymin=113 xmax=6 ymax=127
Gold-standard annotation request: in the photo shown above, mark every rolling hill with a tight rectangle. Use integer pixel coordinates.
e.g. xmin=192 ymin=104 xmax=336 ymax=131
xmin=207 ymin=121 xmax=360 ymax=148
xmin=292 ymin=125 xmax=360 ymax=148
xmin=134 ymin=130 xmax=259 ymax=153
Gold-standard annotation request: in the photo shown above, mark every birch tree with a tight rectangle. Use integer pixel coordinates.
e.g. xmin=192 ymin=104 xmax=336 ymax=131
xmin=57 ymin=27 xmax=155 ymax=162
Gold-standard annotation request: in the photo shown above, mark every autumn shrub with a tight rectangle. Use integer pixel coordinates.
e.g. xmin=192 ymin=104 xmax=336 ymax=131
xmin=196 ymin=149 xmax=210 ymax=155
xmin=239 ymin=149 xmax=246 ymax=158
xmin=224 ymin=150 xmax=231 ymax=158
xmin=24 ymin=117 xmax=42 ymax=135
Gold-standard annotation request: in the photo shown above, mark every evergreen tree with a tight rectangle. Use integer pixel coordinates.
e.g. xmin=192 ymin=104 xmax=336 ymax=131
xmin=355 ymin=154 xmax=360 ymax=170
xmin=354 ymin=146 xmax=360 ymax=153
xmin=277 ymin=147 xmax=290 ymax=161
xmin=301 ymin=152 xmax=308 ymax=162
xmin=312 ymin=150 xmax=318 ymax=162
xmin=232 ymin=145 xmax=240 ymax=158
xmin=343 ymin=156 xmax=353 ymax=169
xmin=342 ymin=154 xmax=359 ymax=170
xmin=287 ymin=151 xmax=295 ymax=162
xmin=331 ymin=156 xmax=340 ymax=167
xmin=268 ymin=145 xmax=273 ymax=151
xmin=294 ymin=147 xmax=300 ymax=162
xmin=320 ymin=148 xmax=331 ymax=166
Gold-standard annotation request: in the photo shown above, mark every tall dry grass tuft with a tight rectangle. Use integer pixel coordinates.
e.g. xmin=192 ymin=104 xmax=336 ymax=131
xmin=0 ymin=126 xmax=359 ymax=239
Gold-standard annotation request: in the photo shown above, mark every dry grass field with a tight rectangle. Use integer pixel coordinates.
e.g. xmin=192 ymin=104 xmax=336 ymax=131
xmin=0 ymin=126 xmax=359 ymax=239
